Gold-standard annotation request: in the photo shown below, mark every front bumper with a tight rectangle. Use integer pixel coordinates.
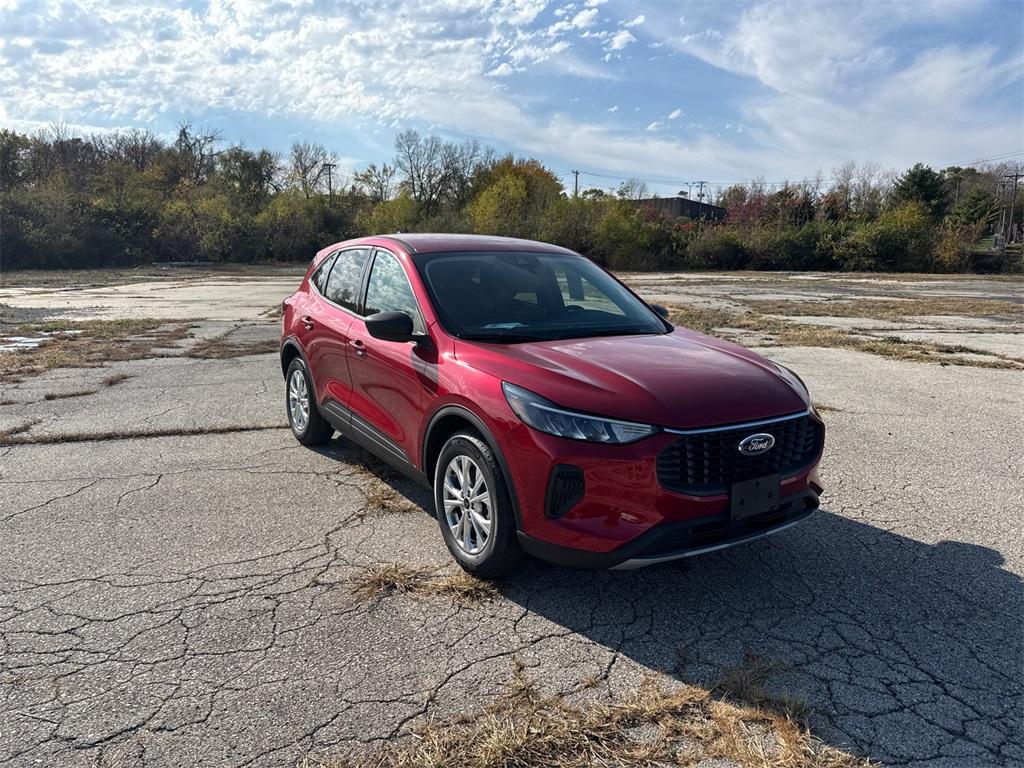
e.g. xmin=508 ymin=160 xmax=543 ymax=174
xmin=498 ymin=410 xmax=825 ymax=568
xmin=518 ymin=488 xmax=818 ymax=569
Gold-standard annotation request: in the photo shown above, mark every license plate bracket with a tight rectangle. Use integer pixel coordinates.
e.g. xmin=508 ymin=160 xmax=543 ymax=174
xmin=730 ymin=474 xmax=781 ymax=520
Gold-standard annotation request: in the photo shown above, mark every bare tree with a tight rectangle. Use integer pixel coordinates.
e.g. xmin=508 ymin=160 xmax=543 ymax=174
xmin=96 ymin=129 xmax=164 ymax=171
xmin=287 ymin=141 xmax=335 ymax=198
xmin=175 ymin=122 xmax=222 ymax=183
xmin=393 ymin=129 xmax=448 ymax=210
xmin=440 ymin=138 xmax=484 ymax=206
xmin=616 ymin=177 xmax=649 ymax=200
xmin=353 ymin=162 xmax=397 ymax=202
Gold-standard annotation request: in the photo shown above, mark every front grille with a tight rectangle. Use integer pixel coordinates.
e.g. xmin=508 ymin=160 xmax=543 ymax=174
xmin=657 ymin=413 xmax=823 ymax=495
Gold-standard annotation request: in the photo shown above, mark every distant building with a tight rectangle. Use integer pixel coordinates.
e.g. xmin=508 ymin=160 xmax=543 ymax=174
xmin=636 ymin=196 xmax=727 ymax=222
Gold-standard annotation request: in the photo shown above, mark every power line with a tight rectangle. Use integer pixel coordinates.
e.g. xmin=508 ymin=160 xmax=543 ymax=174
xmin=564 ymin=150 xmax=1024 ymax=197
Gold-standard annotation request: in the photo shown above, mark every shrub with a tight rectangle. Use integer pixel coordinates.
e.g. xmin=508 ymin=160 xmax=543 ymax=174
xmin=832 ymin=202 xmax=933 ymax=271
xmin=589 ymin=201 xmax=676 ymax=270
xmin=684 ymin=226 xmax=748 ymax=269
xmin=934 ymin=220 xmax=985 ymax=272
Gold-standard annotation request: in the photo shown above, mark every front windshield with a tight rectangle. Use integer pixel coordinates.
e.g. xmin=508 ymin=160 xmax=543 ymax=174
xmin=415 ymin=251 xmax=668 ymax=342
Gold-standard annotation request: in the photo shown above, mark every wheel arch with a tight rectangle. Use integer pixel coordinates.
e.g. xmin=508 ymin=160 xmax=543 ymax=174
xmin=422 ymin=405 xmax=522 ymax=528
xmin=280 ymin=338 xmax=304 ymax=375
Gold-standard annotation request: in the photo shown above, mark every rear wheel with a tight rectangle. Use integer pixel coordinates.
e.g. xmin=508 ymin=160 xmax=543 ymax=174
xmin=285 ymin=358 xmax=332 ymax=445
xmin=434 ymin=430 xmax=523 ymax=579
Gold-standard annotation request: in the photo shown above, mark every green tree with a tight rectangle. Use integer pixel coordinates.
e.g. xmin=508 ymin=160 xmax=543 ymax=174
xmin=468 ymin=158 xmax=562 ymax=239
xmin=890 ymin=163 xmax=948 ymax=218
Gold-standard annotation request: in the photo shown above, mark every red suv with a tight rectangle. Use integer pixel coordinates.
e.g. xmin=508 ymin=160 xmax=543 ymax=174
xmin=281 ymin=234 xmax=824 ymax=577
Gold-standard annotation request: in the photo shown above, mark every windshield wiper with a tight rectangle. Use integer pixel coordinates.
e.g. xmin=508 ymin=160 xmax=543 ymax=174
xmin=460 ymin=332 xmax=548 ymax=343
xmin=558 ymin=328 xmax=652 ymax=339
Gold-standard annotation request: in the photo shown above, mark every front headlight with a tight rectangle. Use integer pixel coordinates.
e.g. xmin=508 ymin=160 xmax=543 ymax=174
xmin=502 ymin=382 xmax=658 ymax=444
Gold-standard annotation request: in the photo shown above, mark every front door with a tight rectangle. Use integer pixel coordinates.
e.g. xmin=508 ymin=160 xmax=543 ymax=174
xmin=346 ymin=248 xmax=433 ymax=468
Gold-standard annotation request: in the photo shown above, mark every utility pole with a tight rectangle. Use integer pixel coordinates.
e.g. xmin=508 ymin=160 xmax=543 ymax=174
xmin=696 ymin=181 xmax=707 ymax=203
xmin=571 ymin=170 xmax=580 ymax=198
xmin=323 ymin=162 xmax=336 ymax=198
xmin=1004 ymin=171 xmax=1022 ymax=246
xmin=997 ymin=180 xmax=1007 ymax=239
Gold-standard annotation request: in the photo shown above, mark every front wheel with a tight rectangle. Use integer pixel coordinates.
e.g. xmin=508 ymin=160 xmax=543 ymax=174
xmin=434 ymin=430 xmax=523 ymax=579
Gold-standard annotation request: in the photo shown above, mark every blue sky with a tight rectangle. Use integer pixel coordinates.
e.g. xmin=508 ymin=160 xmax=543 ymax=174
xmin=1 ymin=0 xmax=1022 ymax=197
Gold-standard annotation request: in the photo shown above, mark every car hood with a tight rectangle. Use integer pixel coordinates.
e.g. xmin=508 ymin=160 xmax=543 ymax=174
xmin=455 ymin=328 xmax=808 ymax=430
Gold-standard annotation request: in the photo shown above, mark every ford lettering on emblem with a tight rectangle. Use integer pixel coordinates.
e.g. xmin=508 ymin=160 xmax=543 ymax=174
xmin=738 ymin=433 xmax=775 ymax=456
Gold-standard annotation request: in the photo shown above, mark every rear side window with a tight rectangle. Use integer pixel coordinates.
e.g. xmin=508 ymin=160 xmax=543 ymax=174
xmin=364 ymin=251 xmax=425 ymax=333
xmin=323 ymin=248 xmax=370 ymax=311
xmin=311 ymin=253 xmax=337 ymax=293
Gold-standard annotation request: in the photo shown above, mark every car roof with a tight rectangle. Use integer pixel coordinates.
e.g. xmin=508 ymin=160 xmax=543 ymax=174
xmin=378 ymin=233 xmax=577 ymax=256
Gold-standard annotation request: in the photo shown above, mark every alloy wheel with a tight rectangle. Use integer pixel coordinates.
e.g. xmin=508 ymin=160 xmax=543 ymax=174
xmin=288 ymin=368 xmax=310 ymax=432
xmin=442 ymin=455 xmax=492 ymax=555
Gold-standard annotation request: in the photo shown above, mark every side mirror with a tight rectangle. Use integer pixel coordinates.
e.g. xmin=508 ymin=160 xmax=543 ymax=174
xmin=651 ymin=304 xmax=670 ymax=319
xmin=365 ymin=311 xmax=415 ymax=342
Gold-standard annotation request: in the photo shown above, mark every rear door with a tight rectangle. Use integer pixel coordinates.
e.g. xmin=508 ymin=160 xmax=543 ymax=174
xmin=305 ymin=247 xmax=371 ymax=416
xmin=345 ymin=248 xmax=432 ymax=469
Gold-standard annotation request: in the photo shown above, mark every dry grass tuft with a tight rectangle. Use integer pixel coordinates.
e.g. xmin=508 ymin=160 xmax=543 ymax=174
xmin=0 ymin=420 xmax=38 ymax=443
xmin=1 ymin=320 xmax=191 ymax=382
xmin=100 ymin=372 xmax=132 ymax=387
xmin=668 ymin=305 xmax=1023 ymax=369
xmin=325 ymin=672 xmax=873 ymax=768
xmin=746 ymin=297 xmax=1022 ymax=321
xmin=427 ymin=570 xmax=499 ymax=603
xmin=361 ymin=484 xmax=421 ymax=516
xmin=0 ymin=423 xmax=284 ymax=446
xmin=774 ymin=325 xmax=1023 ymax=369
xmin=349 ymin=564 xmax=498 ymax=605
xmin=185 ymin=334 xmax=278 ymax=359
xmin=715 ymin=650 xmax=811 ymax=723
xmin=349 ymin=563 xmax=434 ymax=602
xmin=43 ymin=389 xmax=98 ymax=401
xmin=813 ymin=403 xmax=843 ymax=413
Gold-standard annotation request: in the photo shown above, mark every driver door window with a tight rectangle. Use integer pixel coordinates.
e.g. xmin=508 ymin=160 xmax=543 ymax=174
xmin=364 ymin=251 xmax=425 ymax=334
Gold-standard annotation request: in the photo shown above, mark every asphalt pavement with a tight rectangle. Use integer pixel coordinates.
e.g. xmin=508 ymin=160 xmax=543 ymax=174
xmin=1 ymin=275 xmax=1022 ymax=767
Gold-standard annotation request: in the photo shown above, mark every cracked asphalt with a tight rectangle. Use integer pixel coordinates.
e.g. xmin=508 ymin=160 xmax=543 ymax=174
xmin=1 ymin=274 xmax=1023 ymax=767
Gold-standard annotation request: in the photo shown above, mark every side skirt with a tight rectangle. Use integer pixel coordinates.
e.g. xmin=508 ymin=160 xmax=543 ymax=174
xmin=319 ymin=398 xmax=429 ymax=487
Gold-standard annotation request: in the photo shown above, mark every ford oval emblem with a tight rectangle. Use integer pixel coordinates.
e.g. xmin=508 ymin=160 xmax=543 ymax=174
xmin=738 ymin=433 xmax=775 ymax=456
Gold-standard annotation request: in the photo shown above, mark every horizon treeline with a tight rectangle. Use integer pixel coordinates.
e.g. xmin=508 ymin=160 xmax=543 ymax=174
xmin=0 ymin=123 xmax=1020 ymax=273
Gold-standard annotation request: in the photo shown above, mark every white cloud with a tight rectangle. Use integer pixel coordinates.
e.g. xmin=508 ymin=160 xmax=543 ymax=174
xmin=624 ymin=14 xmax=645 ymax=27
xmin=585 ymin=0 xmax=607 ymax=6
xmin=645 ymin=121 xmax=663 ymax=131
xmin=571 ymin=8 xmax=599 ymax=28
xmin=639 ymin=0 xmax=1023 ymax=177
xmin=487 ymin=62 xmax=519 ymax=77
xmin=608 ymin=30 xmax=637 ymax=51
xmin=1 ymin=0 xmax=1019 ymax=191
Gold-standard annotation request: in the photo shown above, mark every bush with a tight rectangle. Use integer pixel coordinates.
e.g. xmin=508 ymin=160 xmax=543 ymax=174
xmin=589 ymin=201 xmax=676 ymax=270
xmin=684 ymin=226 xmax=748 ymax=269
xmin=934 ymin=220 xmax=985 ymax=272
xmin=355 ymin=192 xmax=421 ymax=236
xmin=832 ymin=202 xmax=933 ymax=271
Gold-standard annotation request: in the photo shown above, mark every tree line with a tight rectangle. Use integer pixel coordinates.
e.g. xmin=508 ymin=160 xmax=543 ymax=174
xmin=0 ymin=123 xmax=1019 ymax=273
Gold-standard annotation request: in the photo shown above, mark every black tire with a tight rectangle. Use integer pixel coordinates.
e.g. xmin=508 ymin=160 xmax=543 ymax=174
xmin=434 ymin=430 xmax=523 ymax=579
xmin=285 ymin=357 xmax=333 ymax=446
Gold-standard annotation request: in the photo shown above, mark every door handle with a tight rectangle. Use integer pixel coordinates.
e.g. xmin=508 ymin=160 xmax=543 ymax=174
xmin=301 ymin=315 xmax=315 ymax=330
xmin=349 ymin=339 xmax=366 ymax=356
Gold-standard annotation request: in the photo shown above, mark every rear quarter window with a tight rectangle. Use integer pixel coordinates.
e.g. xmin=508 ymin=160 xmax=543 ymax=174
xmin=311 ymin=253 xmax=337 ymax=293
xmin=323 ymin=248 xmax=371 ymax=311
